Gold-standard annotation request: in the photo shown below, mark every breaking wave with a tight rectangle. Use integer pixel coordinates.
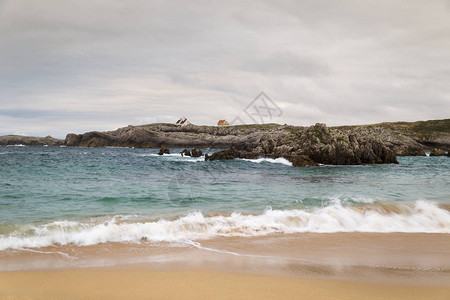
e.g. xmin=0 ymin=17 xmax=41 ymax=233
xmin=1 ymin=201 xmax=449 ymax=250
xmin=240 ymin=157 xmax=293 ymax=166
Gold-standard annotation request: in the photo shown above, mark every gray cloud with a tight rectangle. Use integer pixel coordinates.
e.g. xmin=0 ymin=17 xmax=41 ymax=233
xmin=243 ymin=51 xmax=331 ymax=77
xmin=0 ymin=0 xmax=449 ymax=138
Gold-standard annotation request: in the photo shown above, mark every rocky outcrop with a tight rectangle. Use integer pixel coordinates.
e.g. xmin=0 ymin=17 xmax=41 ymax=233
xmin=180 ymin=149 xmax=191 ymax=157
xmin=336 ymin=119 xmax=450 ymax=156
xmin=191 ymin=148 xmax=203 ymax=157
xmin=0 ymin=135 xmax=64 ymax=146
xmin=429 ymin=148 xmax=446 ymax=156
xmin=335 ymin=126 xmax=427 ymax=156
xmin=180 ymin=148 xmax=203 ymax=157
xmin=206 ymin=123 xmax=398 ymax=166
xmin=158 ymin=147 xmax=170 ymax=155
xmin=64 ymin=134 xmax=83 ymax=146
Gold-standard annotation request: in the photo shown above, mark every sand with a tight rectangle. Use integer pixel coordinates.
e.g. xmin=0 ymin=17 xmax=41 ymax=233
xmin=1 ymin=233 xmax=450 ymax=299
xmin=1 ymin=268 xmax=450 ymax=300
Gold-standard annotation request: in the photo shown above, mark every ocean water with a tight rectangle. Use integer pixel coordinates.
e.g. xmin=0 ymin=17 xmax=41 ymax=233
xmin=0 ymin=146 xmax=449 ymax=250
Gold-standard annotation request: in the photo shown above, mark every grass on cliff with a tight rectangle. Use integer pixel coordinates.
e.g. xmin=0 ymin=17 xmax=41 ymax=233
xmin=335 ymin=119 xmax=450 ymax=138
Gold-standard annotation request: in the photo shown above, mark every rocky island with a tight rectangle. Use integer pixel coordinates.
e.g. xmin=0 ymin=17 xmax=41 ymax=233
xmin=1 ymin=119 xmax=449 ymax=166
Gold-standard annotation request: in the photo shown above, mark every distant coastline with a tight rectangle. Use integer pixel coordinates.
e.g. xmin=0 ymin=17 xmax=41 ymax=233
xmin=1 ymin=119 xmax=449 ymax=166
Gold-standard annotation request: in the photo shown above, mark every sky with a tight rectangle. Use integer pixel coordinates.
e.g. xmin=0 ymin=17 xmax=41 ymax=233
xmin=1 ymin=0 xmax=449 ymax=138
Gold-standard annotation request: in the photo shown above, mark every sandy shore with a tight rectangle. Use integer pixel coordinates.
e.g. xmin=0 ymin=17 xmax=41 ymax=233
xmin=1 ymin=233 xmax=449 ymax=299
xmin=1 ymin=268 xmax=450 ymax=300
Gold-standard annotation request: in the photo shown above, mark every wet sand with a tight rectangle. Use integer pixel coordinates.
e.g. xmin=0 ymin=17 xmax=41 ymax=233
xmin=1 ymin=233 xmax=449 ymax=299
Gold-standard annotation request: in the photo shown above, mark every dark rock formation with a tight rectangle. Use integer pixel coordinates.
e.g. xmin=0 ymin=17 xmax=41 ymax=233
xmin=0 ymin=135 xmax=64 ymax=146
xmin=180 ymin=149 xmax=191 ymax=156
xmin=158 ymin=147 xmax=170 ymax=155
xmin=191 ymin=148 xmax=203 ymax=157
xmin=179 ymin=147 xmax=204 ymax=157
xmin=429 ymin=148 xmax=446 ymax=156
xmin=205 ymin=146 xmax=245 ymax=161
xmin=65 ymin=134 xmax=83 ymax=146
xmin=206 ymin=123 xmax=398 ymax=166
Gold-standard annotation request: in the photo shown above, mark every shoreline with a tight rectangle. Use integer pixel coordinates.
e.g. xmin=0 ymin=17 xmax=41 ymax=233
xmin=1 ymin=231 xmax=450 ymax=299
xmin=2 ymin=233 xmax=449 ymax=286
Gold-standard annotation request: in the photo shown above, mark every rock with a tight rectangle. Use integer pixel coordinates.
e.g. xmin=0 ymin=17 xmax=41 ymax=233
xmin=180 ymin=149 xmax=191 ymax=156
xmin=79 ymin=132 xmax=110 ymax=147
xmin=206 ymin=146 xmax=241 ymax=161
xmin=392 ymin=145 xmax=426 ymax=156
xmin=65 ymin=134 xmax=83 ymax=146
xmin=429 ymin=148 xmax=446 ymax=156
xmin=206 ymin=123 xmax=398 ymax=166
xmin=158 ymin=147 xmax=170 ymax=155
xmin=286 ymin=155 xmax=318 ymax=167
xmin=191 ymin=148 xmax=203 ymax=157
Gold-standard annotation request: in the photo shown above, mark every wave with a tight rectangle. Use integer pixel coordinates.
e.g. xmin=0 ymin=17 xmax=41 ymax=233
xmin=136 ymin=153 xmax=293 ymax=165
xmin=1 ymin=201 xmax=449 ymax=250
xmin=240 ymin=157 xmax=293 ymax=166
xmin=136 ymin=153 xmax=205 ymax=162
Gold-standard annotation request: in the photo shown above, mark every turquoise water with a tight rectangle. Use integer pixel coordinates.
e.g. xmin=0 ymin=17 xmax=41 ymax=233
xmin=0 ymin=146 xmax=449 ymax=249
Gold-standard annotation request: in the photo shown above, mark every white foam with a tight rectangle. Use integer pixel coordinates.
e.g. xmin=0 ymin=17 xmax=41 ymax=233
xmin=137 ymin=153 xmax=205 ymax=162
xmin=240 ymin=157 xmax=293 ymax=166
xmin=1 ymin=201 xmax=449 ymax=250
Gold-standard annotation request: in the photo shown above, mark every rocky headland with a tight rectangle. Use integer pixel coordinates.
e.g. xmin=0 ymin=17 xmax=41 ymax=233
xmin=1 ymin=119 xmax=449 ymax=166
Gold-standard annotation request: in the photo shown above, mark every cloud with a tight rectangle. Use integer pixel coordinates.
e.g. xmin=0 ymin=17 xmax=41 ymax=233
xmin=242 ymin=51 xmax=331 ymax=77
xmin=0 ymin=0 xmax=449 ymax=137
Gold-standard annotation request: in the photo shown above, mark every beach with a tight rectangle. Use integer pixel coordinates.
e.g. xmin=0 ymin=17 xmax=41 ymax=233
xmin=1 ymin=232 xmax=450 ymax=299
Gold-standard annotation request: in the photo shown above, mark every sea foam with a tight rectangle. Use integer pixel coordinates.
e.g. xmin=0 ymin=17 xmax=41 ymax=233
xmin=1 ymin=201 xmax=449 ymax=250
xmin=240 ymin=157 xmax=293 ymax=166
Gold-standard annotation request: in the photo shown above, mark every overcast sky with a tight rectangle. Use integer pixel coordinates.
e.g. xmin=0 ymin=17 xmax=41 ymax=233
xmin=1 ymin=0 xmax=449 ymax=138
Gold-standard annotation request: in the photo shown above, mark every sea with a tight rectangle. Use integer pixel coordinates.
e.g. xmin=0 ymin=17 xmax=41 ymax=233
xmin=0 ymin=145 xmax=449 ymax=253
